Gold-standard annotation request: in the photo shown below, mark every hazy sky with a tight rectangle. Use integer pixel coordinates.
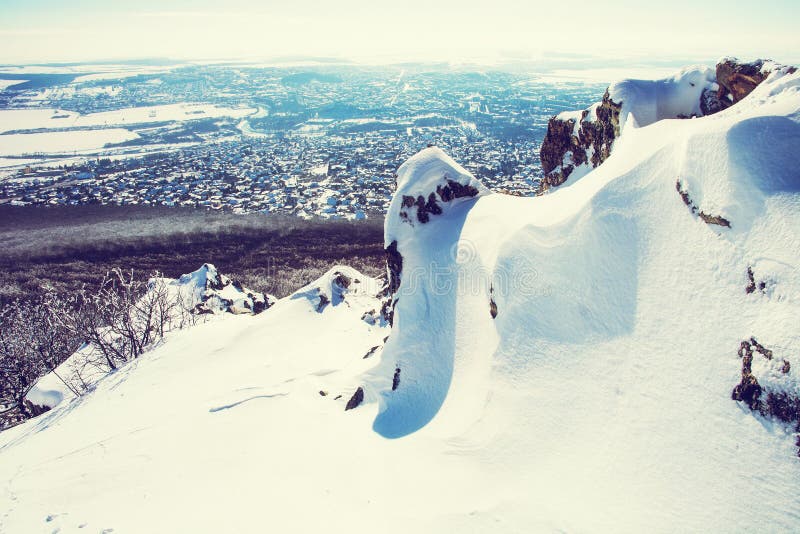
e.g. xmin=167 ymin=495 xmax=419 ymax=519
xmin=0 ymin=0 xmax=797 ymax=64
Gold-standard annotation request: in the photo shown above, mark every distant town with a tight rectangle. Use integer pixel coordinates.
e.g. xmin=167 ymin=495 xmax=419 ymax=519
xmin=0 ymin=62 xmax=605 ymax=218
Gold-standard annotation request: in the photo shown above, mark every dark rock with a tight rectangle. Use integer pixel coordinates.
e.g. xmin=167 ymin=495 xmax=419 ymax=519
xmin=764 ymin=391 xmax=800 ymax=425
xmin=415 ymin=195 xmax=430 ymax=223
xmin=380 ymin=298 xmax=396 ymax=327
xmin=677 ymin=180 xmax=730 ymax=228
xmin=436 ymin=178 xmax=479 ymax=202
xmin=733 ymin=338 xmax=800 ymax=452
xmin=345 ymin=387 xmax=364 ymax=411
xmin=700 ymin=87 xmax=731 ymax=115
xmin=251 ymin=299 xmax=267 ymax=315
xmin=332 ymin=271 xmax=352 ymax=289
xmin=732 ymin=340 xmax=762 ymax=410
xmin=400 ymin=179 xmax=479 ymax=225
xmin=750 ymin=337 xmax=773 ymax=360
xmin=385 ymin=240 xmax=403 ymax=295
xmin=717 ymin=59 xmax=768 ymax=103
xmin=319 ymin=390 xmax=328 ymax=396
xmin=392 ymin=368 xmax=401 ymax=391
xmin=676 ymin=180 xmax=697 ymax=212
xmin=363 ymin=345 xmax=380 ymax=359
xmin=732 ymin=373 xmax=763 ymax=411
xmin=745 ymin=267 xmax=757 ymax=294
xmin=317 ymin=292 xmax=330 ymax=312
xmin=538 ymin=90 xmax=621 ymax=193
xmin=698 ymin=212 xmax=731 ymax=228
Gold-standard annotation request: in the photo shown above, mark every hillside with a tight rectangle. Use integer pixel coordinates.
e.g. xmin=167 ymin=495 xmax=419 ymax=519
xmin=1 ymin=61 xmax=799 ymax=533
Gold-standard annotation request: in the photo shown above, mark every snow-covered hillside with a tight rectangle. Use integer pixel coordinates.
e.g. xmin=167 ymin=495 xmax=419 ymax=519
xmin=1 ymin=62 xmax=799 ymax=533
xmin=22 ymin=264 xmax=274 ymax=414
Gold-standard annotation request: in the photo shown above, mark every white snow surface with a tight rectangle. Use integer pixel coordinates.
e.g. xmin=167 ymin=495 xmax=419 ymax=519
xmin=0 ymin=129 xmax=139 ymax=156
xmin=0 ymin=103 xmax=256 ymax=134
xmin=609 ymin=65 xmax=717 ymax=132
xmin=1 ymin=68 xmax=800 ymax=533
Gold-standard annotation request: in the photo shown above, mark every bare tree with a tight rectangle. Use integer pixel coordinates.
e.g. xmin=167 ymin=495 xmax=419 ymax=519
xmin=1 ymin=268 xmax=204 ymax=427
xmin=0 ymin=296 xmax=80 ymax=423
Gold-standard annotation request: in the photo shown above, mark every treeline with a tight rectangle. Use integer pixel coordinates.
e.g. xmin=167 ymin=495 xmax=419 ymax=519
xmin=0 ymin=205 xmax=385 ymax=305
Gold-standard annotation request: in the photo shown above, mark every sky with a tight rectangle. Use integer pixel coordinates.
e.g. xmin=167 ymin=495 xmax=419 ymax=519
xmin=0 ymin=0 xmax=797 ymax=65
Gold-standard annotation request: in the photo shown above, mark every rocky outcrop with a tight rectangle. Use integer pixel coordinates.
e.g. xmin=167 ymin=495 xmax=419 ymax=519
xmin=539 ymin=91 xmax=621 ymax=193
xmin=716 ymin=59 xmax=770 ymax=104
xmin=174 ymin=264 xmax=273 ymax=316
xmin=381 ymin=240 xmax=403 ymax=326
xmin=345 ymin=387 xmax=364 ymax=411
xmin=732 ymin=338 xmax=799 ymax=454
xmin=538 ymin=58 xmax=790 ymax=194
xmin=398 ymin=178 xmax=479 ymax=225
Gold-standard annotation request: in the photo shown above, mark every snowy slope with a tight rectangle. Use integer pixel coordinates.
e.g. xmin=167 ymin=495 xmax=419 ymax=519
xmin=24 ymin=264 xmax=273 ymax=412
xmin=369 ymin=66 xmax=800 ymax=529
xmin=1 ymin=67 xmax=799 ymax=533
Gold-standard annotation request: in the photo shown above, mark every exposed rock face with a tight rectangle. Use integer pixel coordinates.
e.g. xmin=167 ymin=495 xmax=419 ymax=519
xmin=538 ymin=91 xmax=621 ymax=192
xmin=699 ymin=86 xmax=730 ymax=116
xmin=385 ymin=241 xmax=403 ymax=295
xmin=716 ymin=59 xmax=769 ymax=104
xmin=382 ymin=240 xmax=403 ymax=326
xmin=538 ymin=58 xmax=788 ymax=194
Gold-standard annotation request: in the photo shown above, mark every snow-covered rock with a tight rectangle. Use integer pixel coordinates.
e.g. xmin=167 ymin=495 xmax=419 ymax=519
xmin=539 ymin=58 xmax=794 ymax=192
xmin=715 ymin=57 xmax=795 ymax=104
xmin=170 ymin=263 xmax=273 ymax=315
xmin=290 ymin=265 xmax=386 ymax=321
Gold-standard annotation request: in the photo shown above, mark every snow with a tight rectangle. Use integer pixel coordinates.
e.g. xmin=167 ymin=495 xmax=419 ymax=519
xmin=168 ymin=263 xmax=273 ymax=315
xmin=609 ymin=65 xmax=717 ymax=132
xmin=0 ymin=80 xmax=25 ymax=91
xmin=538 ymin=66 xmax=685 ymax=84
xmin=0 ymin=129 xmax=139 ymax=156
xmin=0 ymin=103 xmax=256 ymax=133
xmin=1 ymin=67 xmax=800 ymax=533
xmin=24 ymin=265 xmax=273 ymax=411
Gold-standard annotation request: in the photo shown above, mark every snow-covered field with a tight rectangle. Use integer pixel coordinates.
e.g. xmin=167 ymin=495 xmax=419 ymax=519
xmin=0 ymin=65 xmax=798 ymax=532
xmin=0 ymin=129 xmax=139 ymax=157
xmin=0 ymin=104 xmax=256 ymax=134
xmin=0 ymin=80 xmax=24 ymax=91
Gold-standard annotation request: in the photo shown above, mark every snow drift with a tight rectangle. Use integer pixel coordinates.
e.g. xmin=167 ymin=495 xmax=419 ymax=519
xmin=366 ymin=65 xmax=800 ymax=527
